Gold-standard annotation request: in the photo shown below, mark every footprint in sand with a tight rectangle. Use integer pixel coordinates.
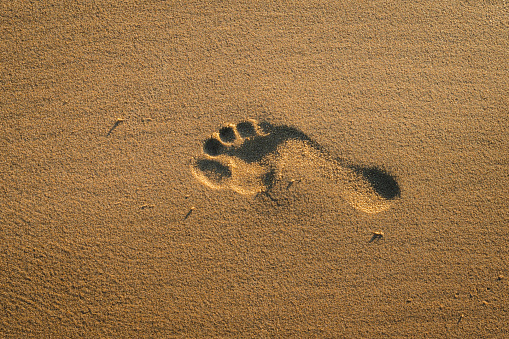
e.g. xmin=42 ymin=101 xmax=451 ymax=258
xmin=190 ymin=119 xmax=400 ymax=214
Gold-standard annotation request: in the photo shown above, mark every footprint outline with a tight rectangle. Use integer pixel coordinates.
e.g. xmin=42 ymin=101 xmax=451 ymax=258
xmin=190 ymin=119 xmax=400 ymax=213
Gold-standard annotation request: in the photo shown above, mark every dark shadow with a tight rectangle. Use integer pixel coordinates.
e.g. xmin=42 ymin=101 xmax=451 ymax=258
xmin=236 ymin=121 xmax=256 ymax=138
xmin=369 ymin=232 xmax=384 ymax=243
xmin=355 ymin=166 xmax=401 ymax=200
xmin=261 ymin=168 xmax=277 ymax=191
xmin=195 ymin=159 xmax=232 ymax=178
xmin=184 ymin=208 xmax=194 ymax=220
xmin=219 ymin=126 xmax=236 ymax=143
xmin=204 ymin=138 xmax=225 ymax=156
xmin=222 ymin=122 xmax=315 ymax=163
xmin=106 ymin=119 xmax=124 ymax=137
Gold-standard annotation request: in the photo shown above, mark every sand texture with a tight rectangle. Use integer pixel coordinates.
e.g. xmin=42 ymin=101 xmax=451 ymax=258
xmin=1 ymin=1 xmax=508 ymax=337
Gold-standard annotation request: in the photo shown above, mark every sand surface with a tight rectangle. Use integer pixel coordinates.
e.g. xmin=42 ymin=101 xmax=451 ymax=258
xmin=1 ymin=1 xmax=508 ymax=337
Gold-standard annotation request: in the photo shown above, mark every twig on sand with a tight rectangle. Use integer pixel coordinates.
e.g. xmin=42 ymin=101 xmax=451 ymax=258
xmin=106 ymin=118 xmax=125 ymax=137
xmin=369 ymin=231 xmax=384 ymax=243
xmin=184 ymin=206 xmax=195 ymax=220
xmin=457 ymin=314 xmax=465 ymax=324
xmin=286 ymin=179 xmax=301 ymax=189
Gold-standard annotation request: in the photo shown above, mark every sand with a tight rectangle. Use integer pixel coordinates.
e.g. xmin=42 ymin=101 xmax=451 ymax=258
xmin=1 ymin=0 xmax=508 ymax=337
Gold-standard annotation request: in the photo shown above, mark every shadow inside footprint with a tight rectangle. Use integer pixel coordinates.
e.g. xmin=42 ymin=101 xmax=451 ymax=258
xmin=219 ymin=126 xmax=236 ymax=143
xmin=195 ymin=159 xmax=232 ymax=183
xmin=203 ymin=138 xmax=225 ymax=156
xmin=356 ymin=166 xmax=401 ymax=200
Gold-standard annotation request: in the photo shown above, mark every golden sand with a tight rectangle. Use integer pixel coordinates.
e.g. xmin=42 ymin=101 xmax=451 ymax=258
xmin=1 ymin=1 xmax=508 ymax=337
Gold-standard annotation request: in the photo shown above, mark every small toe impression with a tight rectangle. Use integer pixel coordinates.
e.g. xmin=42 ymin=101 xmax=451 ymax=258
xmin=257 ymin=121 xmax=273 ymax=135
xmin=236 ymin=121 xmax=256 ymax=138
xmin=219 ymin=126 xmax=236 ymax=143
xmin=204 ymin=138 xmax=224 ymax=156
